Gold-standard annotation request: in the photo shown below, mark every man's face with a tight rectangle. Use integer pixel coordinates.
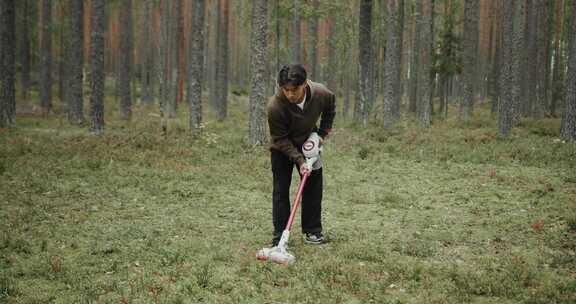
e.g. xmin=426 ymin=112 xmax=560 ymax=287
xmin=281 ymin=83 xmax=306 ymax=104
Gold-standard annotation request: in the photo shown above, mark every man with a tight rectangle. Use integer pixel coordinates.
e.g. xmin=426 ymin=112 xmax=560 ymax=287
xmin=267 ymin=64 xmax=336 ymax=246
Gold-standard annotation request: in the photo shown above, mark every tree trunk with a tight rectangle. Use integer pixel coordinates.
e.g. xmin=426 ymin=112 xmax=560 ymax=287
xmin=308 ymin=0 xmax=319 ymax=80
xmin=248 ymin=0 xmax=268 ymax=145
xmin=356 ymin=0 xmax=373 ymax=126
xmin=215 ymin=0 xmax=229 ymax=121
xmin=0 ymin=0 xmax=15 ymax=128
xmin=166 ymin=0 xmax=180 ymax=118
xmin=118 ymin=0 xmax=133 ymax=121
xmin=67 ymin=0 xmax=85 ymax=125
xmin=40 ymin=0 xmax=53 ymax=115
xmin=499 ymin=0 xmax=523 ymax=137
xmin=89 ymin=0 xmax=105 ymax=134
xmin=176 ymin=0 xmax=185 ymax=108
xmin=394 ymin=0 xmax=404 ymax=118
xmin=383 ymin=0 xmax=401 ymax=129
xmin=419 ymin=0 xmax=432 ymax=128
xmin=343 ymin=47 xmax=352 ymax=118
xmin=58 ymin=2 xmax=65 ymax=107
xmin=188 ymin=0 xmax=205 ymax=134
xmin=408 ymin=1 xmax=420 ymax=114
xmin=20 ymin=0 xmax=31 ymax=102
xmin=560 ymin=0 xmax=576 ymax=141
xmin=551 ymin=0 xmax=564 ymax=117
xmin=141 ymin=0 xmax=154 ymax=105
xmin=460 ymin=0 xmax=479 ymax=122
xmin=291 ymin=0 xmax=301 ymax=63
xmin=489 ymin=4 xmax=502 ymax=116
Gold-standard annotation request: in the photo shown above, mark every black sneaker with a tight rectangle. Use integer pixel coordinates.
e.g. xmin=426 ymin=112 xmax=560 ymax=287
xmin=272 ymin=234 xmax=281 ymax=247
xmin=304 ymin=232 xmax=325 ymax=245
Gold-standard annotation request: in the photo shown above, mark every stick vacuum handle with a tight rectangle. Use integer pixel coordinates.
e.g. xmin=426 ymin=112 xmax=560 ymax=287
xmin=285 ymin=171 xmax=310 ymax=232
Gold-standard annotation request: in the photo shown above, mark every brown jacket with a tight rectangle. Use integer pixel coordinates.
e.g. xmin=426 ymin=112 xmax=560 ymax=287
xmin=267 ymin=80 xmax=336 ymax=166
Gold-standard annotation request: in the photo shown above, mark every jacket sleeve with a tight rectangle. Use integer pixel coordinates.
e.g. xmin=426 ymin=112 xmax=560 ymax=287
xmin=318 ymin=94 xmax=336 ymax=139
xmin=267 ymin=105 xmax=305 ymax=167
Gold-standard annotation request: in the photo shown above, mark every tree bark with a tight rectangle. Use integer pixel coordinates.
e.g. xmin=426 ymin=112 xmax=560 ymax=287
xmin=383 ymin=0 xmax=401 ymax=129
xmin=308 ymin=0 xmax=319 ymax=80
xmin=67 ymin=0 xmax=85 ymax=125
xmin=89 ymin=0 xmax=105 ymax=134
xmin=356 ymin=0 xmax=373 ymax=126
xmin=0 ymin=0 xmax=15 ymax=128
xmin=499 ymin=0 xmax=523 ymax=137
xmin=460 ymin=0 xmax=479 ymax=122
xmin=141 ymin=0 xmax=154 ymax=105
xmin=118 ymin=0 xmax=133 ymax=121
xmin=408 ymin=1 xmax=420 ymax=114
xmin=419 ymin=0 xmax=432 ymax=128
xmin=188 ymin=0 xmax=205 ymax=134
xmin=20 ymin=0 xmax=31 ymax=102
xmin=291 ymin=0 xmax=301 ymax=63
xmin=551 ymin=0 xmax=564 ymax=117
xmin=40 ymin=0 xmax=53 ymax=115
xmin=215 ymin=0 xmax=229 ymax=121
xmin=248 ymin=0 xmax=268 ymax=145
xmin=560 ymin=0 xmax=576 ymax=141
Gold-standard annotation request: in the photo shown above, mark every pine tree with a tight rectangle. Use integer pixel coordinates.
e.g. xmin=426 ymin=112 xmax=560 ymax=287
xmin=248 ymin=0 xmax=268 ymax=145
xmin=460 ymin=0 xmax=479 ymax=122
xmin=0 ymin=0 xmax=15 ymax=128
xmin=67 ymin=0 xmax=85 ymax=125
xmin=118 ymin=0 xmax=133 ymax=121
xmin=560 ymin=0 xmax=576 ymax=141
xmin=356 ymin=0 xmax=373 ymax=126
xmin=215 ymin=0 xmax=229 ymax=121
xmin=40 ymin=0 xmax=53 ymax=115
xmin=188 ymin=0 xmax=205 ymax=134
xmin=418 ymin=0 xmax=432 ymax=128
xmin=383 ymin=0 xmax=401 ymax=129
xmin=89 ymin=0 xmax=105 ymax=134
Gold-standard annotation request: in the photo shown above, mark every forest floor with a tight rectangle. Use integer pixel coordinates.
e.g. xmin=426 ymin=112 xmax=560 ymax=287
xmin=1 ymin=95 xmax=575 ymax=303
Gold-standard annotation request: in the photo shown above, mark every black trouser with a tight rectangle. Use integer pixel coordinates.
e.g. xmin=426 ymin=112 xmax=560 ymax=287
xmin=271 ymin=149 xmax=323 ymax=243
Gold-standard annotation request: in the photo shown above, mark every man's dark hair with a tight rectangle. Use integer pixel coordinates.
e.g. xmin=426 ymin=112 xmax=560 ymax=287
xmin=278 ymin=64 xmax=307 ymax=87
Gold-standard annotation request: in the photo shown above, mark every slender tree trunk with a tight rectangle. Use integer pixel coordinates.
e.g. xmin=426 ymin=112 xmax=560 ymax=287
xmin=118 ymin=0 xmax=133 ymax=121
xmin=208 ymin=0 xmax=218 ymax=111
xmin=166 ymin=0 xmax=180 ymax=118
xmin=291 ymin=0 xmax=301 ymax=63
xmin=408 ymin=1 xmax=420 ymax=114
xmin=394 ymin=0 xmax=404 ymax=117
xmin=58 ymin=2 xmax=65 ymax=107
xmin=141 ymin=0 xmax=154 ymax=104
xmin=419 ymin=0 xmax=432 ymax=128
xmin=560 ymin=0 xmax=576 ymax=141
xmin=248 ymin=0 xmax=268 ymax=145
xmin=343 ymin=47 xmax=352 ymax=118
xmin=188 ymin=0 xmax=205 ymax=134
xmin=67 ymin=0 xmax=85 ymax=125
xmin=176 ymin=0 xmax=185 ymax=108
xmin=499 ymin=0 xmax=523 ymax=137
xmin=20 ymin=0 xmax=31 ymax=102
xmin=0 ymin=0 xmax=15 ymax=128
xmin=551 ymin=0 xmax=564 ymax=117
xmin=215 ymin=0 xmax=229 ymax=121
xmin=489 ymin=4 xmax=502 ymax=116
xmin=89 ymin=0 xmax=105 ymax=134
xmin=308 ymin=0 xmax=319 ymax=80
xmin=460 ymin=0 xmax=479 ymax=122
xmin=383 ymin=0 xmax=401 ymax=129
xmin=356 ymin=0 xmax=373 ymax=126
xmin=40 ymin=0 xmax=53 ymax=115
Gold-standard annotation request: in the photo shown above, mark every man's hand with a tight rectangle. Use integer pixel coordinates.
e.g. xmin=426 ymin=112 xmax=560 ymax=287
xmin=300 ymin=162 xmax=312 ymax=175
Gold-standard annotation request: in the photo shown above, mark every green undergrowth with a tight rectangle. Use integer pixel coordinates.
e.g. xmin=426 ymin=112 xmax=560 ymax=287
xmin=1 ymin=98 xmax=575 ymax=303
